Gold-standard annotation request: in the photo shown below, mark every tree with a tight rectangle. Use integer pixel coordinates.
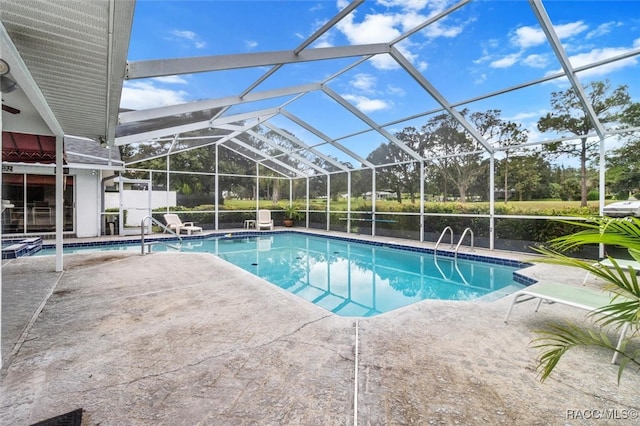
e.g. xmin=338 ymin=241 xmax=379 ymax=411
xmin=366 ymin=132 xmax=422 ymax=204
xmin=422 ymin=109 xmax=505 ymax=202
xmin=506 ymin=154 xmax=544 ymax=201
xmin=607 ymin=139 xmax=640 ymax=200
xmin=495 ymin=121 xmax=528 ymax=203
xmin=537 ymin=80 xmax=632 ymax=207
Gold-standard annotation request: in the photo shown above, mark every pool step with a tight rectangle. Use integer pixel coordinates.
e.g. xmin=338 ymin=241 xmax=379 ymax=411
xmin=2 ymin=237 xmax=43 ymax=259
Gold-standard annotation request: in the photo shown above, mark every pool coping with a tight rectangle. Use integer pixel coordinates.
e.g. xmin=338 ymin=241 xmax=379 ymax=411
xmin=35 ymin=229 xmax=537 ymax=288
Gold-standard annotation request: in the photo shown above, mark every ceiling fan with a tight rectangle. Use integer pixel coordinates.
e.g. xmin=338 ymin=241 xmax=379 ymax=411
xmin=2 ymin=103 xmax=20 ymax=114
xmin=0 ymin=60 xmax=20 ymax=114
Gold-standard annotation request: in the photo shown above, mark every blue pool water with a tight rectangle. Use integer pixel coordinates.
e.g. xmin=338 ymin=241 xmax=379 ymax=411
xmin=36 ymin=233 xmax=529 ymax=317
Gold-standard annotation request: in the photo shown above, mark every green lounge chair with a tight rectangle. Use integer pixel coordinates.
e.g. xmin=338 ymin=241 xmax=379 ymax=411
xmin=504 ymin=282 xmax=630 ymax=364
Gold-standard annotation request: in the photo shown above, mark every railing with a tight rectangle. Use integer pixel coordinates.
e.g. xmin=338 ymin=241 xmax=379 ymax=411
xmin=434 ymin=226 xmax=454 ymax=254
xmin=454 ymin=227 xmax=474 ymax=260
xmin=140 ymin=215 xmax=183 ymax=255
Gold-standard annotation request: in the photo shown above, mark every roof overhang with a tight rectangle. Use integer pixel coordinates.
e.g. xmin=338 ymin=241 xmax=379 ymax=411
xmin=0 ymin=0 xmax=135 ymax=144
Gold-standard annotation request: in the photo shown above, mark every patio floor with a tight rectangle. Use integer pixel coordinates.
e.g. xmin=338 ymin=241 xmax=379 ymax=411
xmin=1 ymin=230 xmax=639 ymax=424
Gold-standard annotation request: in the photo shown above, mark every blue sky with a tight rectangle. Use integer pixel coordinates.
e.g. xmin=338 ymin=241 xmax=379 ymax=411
xmin=122 ymin=0 xmax=640 ymax=165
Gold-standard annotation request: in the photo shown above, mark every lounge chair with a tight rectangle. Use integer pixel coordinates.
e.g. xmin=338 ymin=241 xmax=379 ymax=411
xmin=504 ymin=282 xmax=630 ymax=364
xmin=163 ymin=213 xmax=203 ymax=235
xmin=257 ymin=209 xmax=274 ymax=230
xmin=581 ymin=258 xmax=640 ymax=285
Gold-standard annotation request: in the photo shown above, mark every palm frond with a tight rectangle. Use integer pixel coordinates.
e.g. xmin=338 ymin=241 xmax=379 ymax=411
xmin=545 ymin=217 xmax=640 ymax=252
xmin=529 ymin=215 xmax=640 ymax=382
xmin=533 ymin=323 xmax=640 ymax=383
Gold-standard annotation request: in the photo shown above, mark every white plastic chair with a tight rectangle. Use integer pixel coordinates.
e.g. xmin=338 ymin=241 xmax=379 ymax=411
xmin=257 ymin=209 xmax=274 ymax=230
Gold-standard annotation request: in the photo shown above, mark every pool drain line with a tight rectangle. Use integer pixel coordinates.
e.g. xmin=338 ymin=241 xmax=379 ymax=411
xmin=353 ymin=319 xmax=359 ymax=426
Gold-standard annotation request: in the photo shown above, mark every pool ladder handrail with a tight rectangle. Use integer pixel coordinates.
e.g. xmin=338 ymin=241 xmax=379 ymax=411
xmin=434 ymin=226 xmax=473 ymax=285
xmin=140 ymin=215 xmax=183 ymax=255
xmin=434 ymin=226 xmax=454 ymax=254
xmin=454 ymin=227 xmax=474 ymax=260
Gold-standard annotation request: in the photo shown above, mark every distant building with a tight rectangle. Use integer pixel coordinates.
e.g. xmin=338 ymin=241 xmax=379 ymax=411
xmin=362 ymin=191 xmax=393 ymax=200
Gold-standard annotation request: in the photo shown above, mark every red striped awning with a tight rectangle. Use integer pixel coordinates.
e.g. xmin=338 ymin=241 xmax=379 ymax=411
xmin=2 ymin=131 xmax=65 ymax=164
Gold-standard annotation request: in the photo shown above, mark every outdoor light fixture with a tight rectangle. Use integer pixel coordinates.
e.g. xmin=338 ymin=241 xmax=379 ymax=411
xmin=0 ymin=59 xmax=9 ymax=76
xmin=0 ymin=76 xmax=18 ymax=93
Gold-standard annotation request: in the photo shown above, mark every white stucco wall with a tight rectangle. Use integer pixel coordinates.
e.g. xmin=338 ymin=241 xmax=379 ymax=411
xmin=104 ymin=190 xmax=177 ymax=228
xmin=74 ymin=169 xmax=100 ymax=238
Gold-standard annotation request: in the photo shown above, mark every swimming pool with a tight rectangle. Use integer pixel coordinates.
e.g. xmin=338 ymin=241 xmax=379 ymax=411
xmin=36 ymin=232 xmax=532 ymax=317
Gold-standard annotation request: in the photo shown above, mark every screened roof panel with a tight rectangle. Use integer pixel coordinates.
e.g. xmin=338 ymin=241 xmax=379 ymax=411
xmin=418 ymin=2 xmax=566 ymax=105
xmin=323 ymin=57 xmax=443 ymax=126
xmin=282 ymin=90 xmax=375 ymax=140
xmin=6 ymin=0 xmax=637 ymax=178
xmin=110 ymin=0 xmax=639 ymax=174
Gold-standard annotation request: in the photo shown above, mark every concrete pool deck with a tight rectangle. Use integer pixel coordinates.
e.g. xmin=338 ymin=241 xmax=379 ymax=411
xmin=1 ymin=230 xmax=639 ymax=425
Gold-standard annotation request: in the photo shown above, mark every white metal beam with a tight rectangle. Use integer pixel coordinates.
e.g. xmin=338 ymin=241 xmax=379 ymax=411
xmin=261 ymin=121 xmax=349 ymax=172
xmin=322 ymin=85 xmax=424 ymax=161
xmin=126 ymin=44 xmax=391 ymax=79
xmin=247 ymin=130 xmax=328 ymax=175
xmin=119 ymin=83 xmax=320 ymax=124
xmin=277 ymin=110 xmax=374 ymax=168
xmin=529 ymin=0 xmax=606 ymax=139
xmin=389 ymin=46 xmax=494 ymax=153
xmin=115 ymin=108 xmax=279 ymax=145
xmin=230 ymin=137 xmax=307 ymax=177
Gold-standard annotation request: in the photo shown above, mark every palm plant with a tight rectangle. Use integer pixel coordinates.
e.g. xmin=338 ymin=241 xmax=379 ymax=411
xmin=530 ymin=215 xmax=640 ymax=382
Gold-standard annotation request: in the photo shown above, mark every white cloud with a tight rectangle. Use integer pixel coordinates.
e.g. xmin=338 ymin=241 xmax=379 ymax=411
xmin=350 ymin=73 xmax=377 ymax=92
xmin=586 ymin=21 xmax=622 ymax=39
xmin=171 ymin=30 xmax=197 ymax=40
xmin=506 ymin=110 xmax=547 ymax=122
xmin=245 ymin=40 xmax=258 ymax=50
xmin=169 ymin=29 xmax=207 ymax=49
xmin=121 ymin=81 xmax=189 ymax=110
xmin=510 ymin=21 xmax=587 ymax=50
xmin=545 ymin=46 xmax=639 ymax=78
xmin=555 ymin=21 xmax=588 ymax=39
xmin=337 ymin=12 xmax=402 ymax=45
xmin=387 ymin=84 xmax=406 ymax=96
xmin=490 ymin=53 xmax=522 ymax=68
xmin=522 ymin=53 xmax=549 ymax=68
xmin=334 ymin=0 xmax=465 ymax=70
xmin=153 ymin=75 xmax=188 ymax=85
xmin=510 ymin=25 xmax=547 ymax=49
xmin=342 ymin=94 xmax=391 ymax=112
xmin=474 ymin=73 xmax=487 ymax=84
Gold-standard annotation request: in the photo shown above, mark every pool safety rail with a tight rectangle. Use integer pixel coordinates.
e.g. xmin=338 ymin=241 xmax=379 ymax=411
xmin=140 ymin=216 xmax=182 ymax=255
xmin=434 ymin=227 xmax=475 ymax=259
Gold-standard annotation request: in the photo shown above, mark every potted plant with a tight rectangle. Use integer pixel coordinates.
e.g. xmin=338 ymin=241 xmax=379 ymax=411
xmin=282 ymin=204 xmax=303 ymax=227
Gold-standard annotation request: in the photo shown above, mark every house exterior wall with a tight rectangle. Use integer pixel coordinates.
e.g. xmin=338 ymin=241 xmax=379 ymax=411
xmin=2 ymin=165 xmax=176 ymax=237
xmin=75 ymin=169 xmax=100 ymax=238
